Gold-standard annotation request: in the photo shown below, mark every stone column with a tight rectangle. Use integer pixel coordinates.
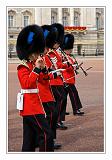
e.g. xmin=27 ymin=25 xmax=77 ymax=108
xmin=69 ymin=8 xmax=74 ymax=26
xmin=35 ymin=8 xmax=42 ymax=25
xmin=100 ymin=8 xmax=104 ymax=29
xmin=16 ymin=9 xmax=22 ymax=27
xmin=58 ymin=8 xmax=62 ymax=24
xmin=41 ymin=8 xmax=51 ymax=25
xmin=80 ymin=8 xmax=84 ymax=26
xmin=80 ymin=8 xmax=96 ymax=28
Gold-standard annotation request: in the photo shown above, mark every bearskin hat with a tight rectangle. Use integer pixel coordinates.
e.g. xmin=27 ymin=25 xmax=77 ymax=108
xmin=41 ymin=24 xmax=58 ymax=49
xmin=16 ymin=24 xmax=45 ymax=60
xmin=61 ymin=34 xmax=74 ymax=50
xmin=51 ymin=23 xmax=64 ymax=46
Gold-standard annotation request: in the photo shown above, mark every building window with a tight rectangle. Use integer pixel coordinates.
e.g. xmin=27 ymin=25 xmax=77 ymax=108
xmin=62 ymin=8 xmax=69 ymax=26
xmin=96 ymin=17 xmax=99 ymax=30
xmin=8 ymin=15 xmax=13 ymax=27
xmin=9 ymin=35 xmax=14 ymax=38
xmin=62 ymin=16 xmax=68 ymax=26
xmin=96 ymin=8 xmax=103 ymax=30
xmin=24 ymin=16 xmax=29 ymax=27
xmin=51 ymin=9 xmax=57 ymax=24
xmin=22 ymin=10 xmax=32 ymax=27
xmin=74 ymin=12 xmax=80 ymax=26
xmin=51 ymin=16 xmax=55 ymax=24
xmin=51 ymin=15 xmax=57 ymax=24
xmin=74 ymin=16 xmax=78 ymax=26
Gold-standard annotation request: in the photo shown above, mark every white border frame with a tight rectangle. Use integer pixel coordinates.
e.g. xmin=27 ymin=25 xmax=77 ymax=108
xmin=6 ymin=6 xmax=106 ymax=155
xmin=0 ymin=0 xmax=111 ymax=160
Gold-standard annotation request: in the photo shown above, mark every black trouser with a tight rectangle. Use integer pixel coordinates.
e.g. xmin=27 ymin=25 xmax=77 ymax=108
xmin=42 ymin=102 xmax=58 ymax=139
xmin=64 ymin=84 xmax=83 ymax=113
xmin=22 ymin=114 xmax=54 ymax=152
xmin=51 ymin=85 xmax=67 ymax=122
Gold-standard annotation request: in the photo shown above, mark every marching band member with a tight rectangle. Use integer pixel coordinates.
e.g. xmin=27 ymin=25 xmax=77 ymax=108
xmin=37 ymin=64 xmax=61 ymax=149
xmin=61 ymin=33 xmax=84 ymax=116
xmin=16 ymin=24 xmax=54 ymax=152
xmin=36 ymin=25 xmax=61 ymax=149
xmin=42 ymin=23 xmax=69 ymax=130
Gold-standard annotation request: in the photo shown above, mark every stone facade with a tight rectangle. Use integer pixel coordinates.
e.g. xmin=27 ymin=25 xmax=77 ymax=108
xmin=8 ymin=8 xmax=35 ymax=57
xmin=8 ymin=7 xmax=104 ymax=57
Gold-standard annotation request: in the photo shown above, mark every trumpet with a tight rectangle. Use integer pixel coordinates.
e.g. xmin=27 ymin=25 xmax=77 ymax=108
xmin=47 ymin=52 xmax=69 ymax=88
xmin=58 ymin=47 xmax=79 ymax=75
xmin=59 ymin=47 xmax=92 ymax=76
xmin=71 ymin=53 xmax=92 ymax=76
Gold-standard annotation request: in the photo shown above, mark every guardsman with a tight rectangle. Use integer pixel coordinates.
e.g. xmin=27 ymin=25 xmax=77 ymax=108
xmin=61 ymin=33 xmax=84 ymax=116
xmin=16 ymin=24 xmax=54 ymax=152
xmin=37 ymin=63 xmax=61 ymax=149
xmin=35 ymin=25 xmax=61 ymax=148
xmin=42 ymin=23 xmax=69 ymax=130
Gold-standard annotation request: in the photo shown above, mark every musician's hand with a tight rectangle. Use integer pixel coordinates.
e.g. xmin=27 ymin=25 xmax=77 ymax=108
xmin=57 ymin=71 xmax=61 ymax=76
xmin=73 ymin=66 xmax=77 ymax=71
xmin=76 ymin=65 xmax=79 ymax=70
xmin=35 ymin=57 xmax=44 ymax=68
xmin=40 ymin=61 xmax=45 ymax=69
xmin=67 ymin=59 xmax=72 ymax=65
xmin=73 ymin=62 xmax=79 ymax=69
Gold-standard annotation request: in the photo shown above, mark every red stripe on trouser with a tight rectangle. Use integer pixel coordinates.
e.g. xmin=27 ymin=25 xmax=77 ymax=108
xmin=34 ymin=115 xmax=47 ymax=151
xmin=69 ymin=86 xmax=78 ymax=111
xmin=58 ymin=100 xmax=62 ymax=122
xmin=56 ymin=87 xmax=63 ymax=122
xmin=50 ymin=111 xmax=52 ymax=128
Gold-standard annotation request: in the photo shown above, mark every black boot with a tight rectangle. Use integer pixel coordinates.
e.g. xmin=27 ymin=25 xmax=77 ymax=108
xmin=65 ymin=112 xmax=70 ymax=115
xmin=54 ymin=143 xmax=62 ymax=149
xmin=73 ymin=109 xmax=84 ymax=116
xmin=56 ymin=121 xmax=68 ymax=130
xmin=54 ymin=139 xmax=61 ymax=149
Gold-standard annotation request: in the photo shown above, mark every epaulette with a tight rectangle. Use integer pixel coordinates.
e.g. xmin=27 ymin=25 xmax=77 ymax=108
xmin=17 ymin=60 xmax=29 ymax=69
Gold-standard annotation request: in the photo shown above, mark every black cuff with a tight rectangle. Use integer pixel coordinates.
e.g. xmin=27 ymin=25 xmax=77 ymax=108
xmin=33 ymin=67 xmax=41 ymax=74
xmin=53 ymin=72 xmax=57 ymax=79
xmin=67 ymin=62 xmax=70 ymax=67
xmin=48 ymin=68 xmax=53 ymax=72
xmin=41 ymin=67 xmax=48 ymax=74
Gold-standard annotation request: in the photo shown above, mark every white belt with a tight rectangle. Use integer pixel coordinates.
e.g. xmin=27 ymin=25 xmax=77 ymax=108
xmin=21 ymin=89 xmax=39 ymax=94
xmin=17 ymin=89 xmax=39 ymax=111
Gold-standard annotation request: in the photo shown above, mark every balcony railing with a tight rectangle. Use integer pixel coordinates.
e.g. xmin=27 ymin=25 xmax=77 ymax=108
xmin=8 ymin=26 xmax=23 ymax=31
xmin=64 ymin=26 xmax=87 ymax=32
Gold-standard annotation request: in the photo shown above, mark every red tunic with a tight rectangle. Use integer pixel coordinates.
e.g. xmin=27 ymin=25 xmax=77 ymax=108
xmin=62 ymin=54 xmax=76 ymax=84
xmin=38 ymin=71 xmax=55 ymax=103
xmin=17 ymin=61 xmax=45 ymax=116
xmin=44 ymin=49 xmax=68 ymax=86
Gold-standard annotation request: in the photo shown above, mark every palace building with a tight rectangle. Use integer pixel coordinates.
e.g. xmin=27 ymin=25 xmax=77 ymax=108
xmin=8 ymin=8 xmax=104 ymax=58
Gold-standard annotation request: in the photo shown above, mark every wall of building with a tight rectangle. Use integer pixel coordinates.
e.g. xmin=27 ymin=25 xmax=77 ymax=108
xmin=8 ymin=7 xmax=104 ymax=58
